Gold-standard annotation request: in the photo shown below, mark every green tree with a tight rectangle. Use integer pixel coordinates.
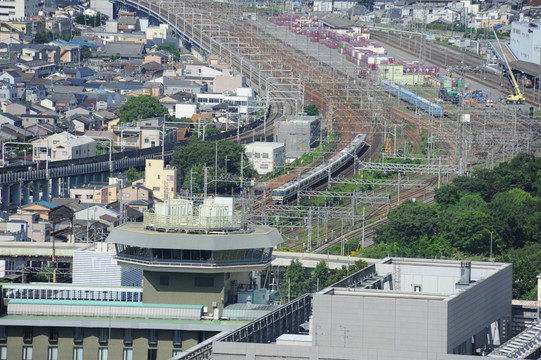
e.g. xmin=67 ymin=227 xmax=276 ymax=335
xmin=119 ymin=95 xmax=169 ymax=123
xmin=124 ymin=167 xmax=141 ymax=183
xmin=284 ymin=259 xmax=309 ymax=299
xmin=156 ymin=43 xmax=180 ymax=62
xmin=310 ymin=260 xmax=329 ymax=291
xmin=374 ymin=200 xmax=438 ymax=247
xmin=357 ymin=0 xmax=374 ymax=8
xmin=303 ymin=103 xmax=319 ymax=116
xmin=172 ymin=140 xmax=257 ymax=194
xmin=34 ymin=31 xmax=53 ymax=44
xmin=80 ymin=45 xmax=92 ymax=59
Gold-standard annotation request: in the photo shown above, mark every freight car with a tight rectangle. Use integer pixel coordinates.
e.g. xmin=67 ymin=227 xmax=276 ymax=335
xmin=271 ymin=134 xmax=368 ymax=203
xmin=383 ymin=81 xmax=444 ymax=117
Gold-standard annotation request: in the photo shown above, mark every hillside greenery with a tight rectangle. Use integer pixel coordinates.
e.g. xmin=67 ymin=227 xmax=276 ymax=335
xmin=361 ymin=153 xmax=541 ymax=300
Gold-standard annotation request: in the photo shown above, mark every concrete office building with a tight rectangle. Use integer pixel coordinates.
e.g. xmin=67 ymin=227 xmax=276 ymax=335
xmin=510 ymin=22 xmax=541 ymax=65
xmin=0 ymin=0 xmax=40 ymax=21
xmin=213 ymin=258 xmax=513 ymax=360
xmin=244 ymin=142 xmax=285 ymax=175
xmin=0 ymin=197 xmax=283 ymax=360
xmin=274 ymin=115 xmax=321 ymax=160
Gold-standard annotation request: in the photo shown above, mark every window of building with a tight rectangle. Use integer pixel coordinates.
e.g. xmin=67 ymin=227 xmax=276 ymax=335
xmin=123 ymin=193 xmax=130 ymax=198
xmin=0 ymin=326 xmax=6 ymax=341
xmin=123 ymin=349 xmax=133 ymax=360
xmin=98 ymin=348 xmax=108 ymax=360
xmin=73 ymin=347 xmax=83 ymax=360
xmin=148 ymin=329 xmax=157 ymax=346
xmin=144 ymin=138 xmax=149 ymax=143
xmin=414 ymin=285 xmax=422 ymax=292
xmin=262 ymin=153 xmax=269 ymax=158
xmin=173 ymin=330 xmax=182 ymax=346
xmin=23 ymin=328 xmax=33 ymax=343
xmin=159 ymin=275 xmax=169 ymax=286
xmin=48 ymin=346 xmax=58 ymax=360
xmin=255 ymin=152 xmax=260 ymax=158
xmin=49 ymin=328 xmax=58 ymax=344
xmin=147 ymin=349 xmax=157 ymax=360
xmin=123 ymin=329 xmax=132 ymax=346
xmin=0 ymin=346 xmax=6 ymax=360
xmin=153 ymin=187 xmax=160 ymax=191
xmin=98 ymin=328 xmax=109 ymax=345
xmin=86 ymin=195 xmax=93 ymax=199
xmin=73 ymin=328 xmax=83 ymax=344
xmin=22 ymin=346 xmax=32 ymax=360
xmin=260 ymin=164 xmax=269 ymax=169
xmin=75 ymin=194 xmax=81 ymax=199
xmin=157 ymin=175 xmax=160 ymax=180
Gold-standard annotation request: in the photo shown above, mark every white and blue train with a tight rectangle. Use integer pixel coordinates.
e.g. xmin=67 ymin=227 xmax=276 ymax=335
xmin=271 ymin=134 xmax=368 ymax=203
xmin=383 ymin=81 xmax=444 ymax=117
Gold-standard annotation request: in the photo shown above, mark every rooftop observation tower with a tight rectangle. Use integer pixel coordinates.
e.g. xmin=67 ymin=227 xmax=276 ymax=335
xmin=106 ymin=197 xmax=283 ymax=317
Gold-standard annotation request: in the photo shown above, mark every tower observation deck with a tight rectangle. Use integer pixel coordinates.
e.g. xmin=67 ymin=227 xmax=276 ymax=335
xmin=107 ymin=197 xmax=283 ymax=314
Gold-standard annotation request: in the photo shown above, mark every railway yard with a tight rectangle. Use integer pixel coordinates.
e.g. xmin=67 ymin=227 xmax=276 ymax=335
xmin=126 ymin=0 xmax=541 ymax=255
xmin=54 ymin=1 xmax=541 ymax=254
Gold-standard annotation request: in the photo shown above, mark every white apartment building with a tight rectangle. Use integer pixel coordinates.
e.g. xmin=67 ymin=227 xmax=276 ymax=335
xmin=0 ymin=0 xmax=41 ymax=21
xmin=32 ymin=132 xmax=96 ymax=162
xmin=244 ymin=142 xmax=285 ymax=175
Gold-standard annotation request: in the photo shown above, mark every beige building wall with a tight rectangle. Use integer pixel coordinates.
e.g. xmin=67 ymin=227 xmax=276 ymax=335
xmin=3 ymin=326 xmax=204 ymax=359
xmin=144 ymin=159 xmax=177 ymax=201
xmin=146 ymin=24 xmax=169 ymax=39
xmin=143 ymin=270 xmax=226 ymax=314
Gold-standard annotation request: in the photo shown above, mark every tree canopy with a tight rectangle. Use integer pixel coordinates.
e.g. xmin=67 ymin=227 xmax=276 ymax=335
xmin=156 ymin=43 xmax=180 ymax=62
xmin=118 ymin=95 xmax=169 ymax=123
xmin=171 ymin=140 xmax=257 ymax=194
xmin=363 ymin=153 xmax=541 ymax=300
xmin=303 ymin=104 xmax=319 ymax=116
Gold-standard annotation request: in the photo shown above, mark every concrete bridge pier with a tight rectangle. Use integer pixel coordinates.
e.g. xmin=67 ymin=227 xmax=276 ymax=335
xmin=1 ymin=185 xmax=10 ymax=209
xmin=10 ymin=182 xmax=21 ymax=207
xmin=22 ymin=182 xmax=30 ymax=205
xmin=62 ymin=177 xmax=70 ymax=197
xmin=51 ymin=178 xmax=60 ymax=199
xmin=40 ymin=180 xmax=50 ymax=202
xmin=32 ymin=181 xmax=40 ymax=202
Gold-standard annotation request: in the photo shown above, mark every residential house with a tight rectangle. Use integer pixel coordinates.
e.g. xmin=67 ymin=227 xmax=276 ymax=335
xmin=144 ymin=159 xmax=178 ymax=201
xmin=20 ymin=113 xmax=58 ymax=128
xmin=163 ymin=77 xmax=206 ymax=96
xmin=0 ymin=84 xmax=17 ymax=104
xmin=213 ymin=74 xmax=246 ymax=93
xmin=74 ymin=204 xmax=120 ymax=230
xmin=0 ymin=124 xmax=34 ymax=141
xmin=0 ymin=113 xmax=22 ymax=127
xmin=69 ymin=184 xmax=119 ymax=204
xmin=24 ymin=83 xmax=47 ymax=104
xmin=102 ymin=41 xmax=145 ymax=58
xmin=144 ymin=51 xmax=169 ymax=64
xmin=32 ymin=131 xmax=96 ymax=162
xmin=0 ymin=70 xmax=22 ymax=85
xmin=9 ymin=212 xmax=51 ymax=242
xmin=145 ymin=23 xmax=170 ymax=40
xmin=117 ymin=12 xmax=140 ymax=33
xmin=20 ymin=200 xmax=58 ymax=222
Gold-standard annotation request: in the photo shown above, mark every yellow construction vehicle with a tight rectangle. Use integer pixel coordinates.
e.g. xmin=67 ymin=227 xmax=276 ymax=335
xmin=492 ymin=28 xmax=525 ymax=104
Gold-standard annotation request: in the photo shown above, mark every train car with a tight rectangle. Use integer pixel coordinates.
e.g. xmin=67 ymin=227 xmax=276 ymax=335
xmin=272 ymin=134 xmax=367 ymax=203
xmin=383 ymin=81 xmax=443 ymax=117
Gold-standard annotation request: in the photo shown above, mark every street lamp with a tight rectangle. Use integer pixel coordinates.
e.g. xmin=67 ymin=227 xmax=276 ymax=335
xmin=490 ymin=231 xmax=493 ymax=261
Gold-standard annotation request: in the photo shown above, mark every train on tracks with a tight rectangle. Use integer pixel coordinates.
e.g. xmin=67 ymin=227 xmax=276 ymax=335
xmin=271 ymin=134 xmax=368 ymax=203
xmin=383 ymin=81 xmax=444 ymax=117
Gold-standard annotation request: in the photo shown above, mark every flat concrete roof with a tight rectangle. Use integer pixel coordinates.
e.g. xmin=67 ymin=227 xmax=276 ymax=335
xmin=107 ymin=223 xmax=283 ymax=250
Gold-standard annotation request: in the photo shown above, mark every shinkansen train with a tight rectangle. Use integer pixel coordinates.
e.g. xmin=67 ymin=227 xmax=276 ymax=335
xmin=271 ymin=134 xmax=368 ymax=203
